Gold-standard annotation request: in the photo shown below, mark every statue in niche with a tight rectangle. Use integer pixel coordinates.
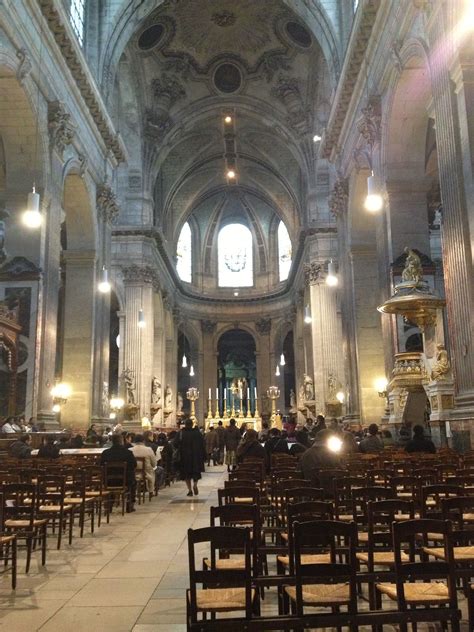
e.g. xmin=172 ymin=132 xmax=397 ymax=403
xmin=401 ymin=248 xmax=423 ymax=284
xmin=177 ymin=392 xmax=184 ymax=414
xmin=298 ymin=384 xmax=305 ymax=405
xmin=164 ymin=384 xmax=173 ymax=410
xmin=289 ymin=389 xmax=297 ymax=411
xmin=122 ymin=368 xmax=136 ymax=405
xmin=431 ymin=344 xmax=452 ymax=381
xmin=102 ymin=381 xmax=109 ymax=417
xmin=303 ymin=374 xmax=314 ymax=401
xmin=151 ymin=376 xmax=161 ymax=406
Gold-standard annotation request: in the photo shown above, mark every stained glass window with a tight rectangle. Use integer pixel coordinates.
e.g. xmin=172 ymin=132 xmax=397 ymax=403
xmin=69 ymin=0 xmax=86 ymax=46
xmin=176 ymin=222 xmax=192 ymax=283
xmin=218 ymin=224 xmax=253 ymax=287
xmin=278 ymin=221 xmax=292 ymax=281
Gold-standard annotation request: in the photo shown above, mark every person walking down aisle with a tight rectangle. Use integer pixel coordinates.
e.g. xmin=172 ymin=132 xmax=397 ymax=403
xmin=215 ymin=420 xmax=226 ymax=465
xmin=178 ymin=418 xmax=206 ymax=496
xmin=224 ymin=418 xmax=241 ymax=472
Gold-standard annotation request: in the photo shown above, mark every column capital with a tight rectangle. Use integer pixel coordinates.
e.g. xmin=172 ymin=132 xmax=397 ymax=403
xmin=62 ymin=250 xmax=97 ymax=265
xmin=121 ymin=264 xmax=160 ymax=292
xmin=304 ymin=261 xmax=324 ymax=286
xmin=329 ymin=177 xmax=349 ymax=219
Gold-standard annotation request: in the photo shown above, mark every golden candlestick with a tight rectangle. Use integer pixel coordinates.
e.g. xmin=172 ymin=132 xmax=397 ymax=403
xmin=207 ymin=397 xmax=213 ymax=421
xmin=186 ymin=387 xmax=199 ymax=422
xmin=254 ymin=397 xmax=260 ymax=421
xmin=214 ymin=398 xmax=221 ymax=421
xmin=238 ymin=394 xmax=245 ymax=419
xmin=231 ymin=394 xmax=236 ymax=418
xmin=267 ymin=386 xmax=280 ymax=426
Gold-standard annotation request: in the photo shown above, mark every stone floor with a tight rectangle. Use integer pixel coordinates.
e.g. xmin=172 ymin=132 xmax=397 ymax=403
xmin=0 ymin=465 xmax=469 ymax=631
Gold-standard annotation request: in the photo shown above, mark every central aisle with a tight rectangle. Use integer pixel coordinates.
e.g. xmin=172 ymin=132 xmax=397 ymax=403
xmin=0 ymin=466 xmax=227 ymax=632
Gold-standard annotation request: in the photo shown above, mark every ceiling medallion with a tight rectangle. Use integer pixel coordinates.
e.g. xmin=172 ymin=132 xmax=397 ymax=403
xmin=211 ymin=11 xmax=236 ymax=27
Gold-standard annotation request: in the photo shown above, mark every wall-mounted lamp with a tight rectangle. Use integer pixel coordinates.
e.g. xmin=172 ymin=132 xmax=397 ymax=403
xmin=364 ymin=172 xmax=383 ymax=212
xmin=51 ymin=382 xmax=71 ymax=413
xmin=98 ymin=266 xmax=111 ymax=293
xmin=375 ymin=377 xmax=388 ymax=398
xmin=326 ymin=260 xmax=338 ymax=287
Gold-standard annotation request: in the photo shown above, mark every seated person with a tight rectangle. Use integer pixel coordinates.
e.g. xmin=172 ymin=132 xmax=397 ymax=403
xmin=131 ymin=434 xmax=165 ymax=491
xmin=9 ymin=434 xmax=32 ymax=459
xmin=359 ymin=423 xmax=384 ymax=453
xmin=38 ymin=435 xmax=61 ymax=459
xmin=405 ymin=424 xmax=436 ymax=454
xmin=236 ymin=429 xmax=266 ymax=463
xmin=100 ymin=434 xmax=137 ymax=512
xmin=289 ymin=430 xmax=310 ymax=456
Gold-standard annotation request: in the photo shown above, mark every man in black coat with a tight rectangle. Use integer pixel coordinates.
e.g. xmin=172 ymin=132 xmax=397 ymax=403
xmin=100 ymin=434 xmax=137 ymax=512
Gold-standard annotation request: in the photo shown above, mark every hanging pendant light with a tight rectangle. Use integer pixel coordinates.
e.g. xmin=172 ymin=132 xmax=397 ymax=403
xmin=275 ymin=364 xmax=280 ymax=377
xmin=182 ymin=354 xmax=188 ymax=368
xmin=98 ymin=266 xmax=111 ymax=293
xmin=364 ymin=171 xmax=383 ymax=212
xmin=138 ymin=309 xmax=146 ymax=328
xmin=189 ymin=364 xmax=195 ymax=377
xmin=22 ymin=186 xmax=42 ymax=228
xmin=304 ymin=304 xmax=312 ymax=324
xmin=280 ymin=353 xmax=286 ymax=366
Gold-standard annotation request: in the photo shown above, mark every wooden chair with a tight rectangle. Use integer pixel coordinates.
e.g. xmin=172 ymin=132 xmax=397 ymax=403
xmin=36 ymin=473 xmax=73 ymax=549
xmin=284 ymin=519 xmax=359 ymax=629
xmin=83 ymin=465 xmax=110 ymax=526
xmin=186 ymin=526 xmax=256 ymax=627
xmin=134 ymin=456 xmax=149 ymax=505
xmin=3 ymin=483 xmax=48 ymax=573
xmin=218 ymin=487 xmax=260 ymax=510
xmin=376 ymin=518 xmax=461 ymax=632
xmin=209 ymin=504 xmax=260 ymax=574
xmin=420 ymin=483 xmax=464 ymax=519
xmin=0 ymin=492 xmax=17 ymax=589
xmin=103 ymin=462 xmax=130 ymax=516
xmin=64 ymin=470 xmax=96 ymax=536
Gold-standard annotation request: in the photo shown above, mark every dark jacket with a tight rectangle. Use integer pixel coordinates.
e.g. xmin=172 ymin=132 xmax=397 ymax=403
xmin=100 ymin=445 xmax=137 ymax=486
xmin=289 ymin=442 xmax=307 ymax=456
xmin=9 ymin=440 xmax=31 ymax=459
xmin=215 ymin=425 xmax=226 ymax=449
xmin=38 ymin=443 xmax=60 ymax=459
xmin=405 ymin=436 xmax=436 ymax=454
xmin=359 ymin=435 xmax=384 ymax=453
xmin=178 ymin=427 xmax=206 ymax=479
xmin=298 ymin=446 xmax=340 ymax=485
xmin=236 ymin=439 xmax=266 ymax=463
xmin=224 ymin=425 xmax=241 ymax=451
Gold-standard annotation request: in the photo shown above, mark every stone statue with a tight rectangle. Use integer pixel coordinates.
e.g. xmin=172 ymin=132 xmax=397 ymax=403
xmin=298 ymin=384 xmax=305 ymax=405
xmin=327 ymin=373 xmax=337 ymax=401
xmin=431 ymin=344 xmax=451 ymax=381
xmin=164 ymin=384 xmax=173 ymax=410
xmin=401 ymin=248 xmax=423 ymax=284
xmin=122 ymin=368 xmax=136 ymax=405
xmin=151 ymin=376 xmax=161 ymax=406
xmin=102 ymin=381 xmax=109 ymax=417
xmin=289 ymin=389 xmax=296 ymax=410
xmin=177 ymin=392 xmax=184 ymax=414
xmin=303 ymin=374 xmax=314 ymax=401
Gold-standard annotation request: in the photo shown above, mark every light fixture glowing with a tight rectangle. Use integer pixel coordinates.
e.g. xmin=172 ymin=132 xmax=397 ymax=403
xmin=304 ymin=304 xmax=312 ymax=324
xmin=233 ymin=290 xmax=239 ymax=297
xmin=313 ymin=134 xmax=322 ymax=143
xmin=336 ymin=391 xmax=345 ymax=404
xmin=375 ymin=377 xmax=389 ymax=394
xmin=116 ymin=334 xmax=120 ymax=348
xmin=224 ymin=115 xmax=232 ymax=124
xmin=110 ymin=397 xmax=125 ymax=411
xmin=189 ymin=364 xmax=195 ymax=377
xmin=280 ymin=353 xmax=286 ymax=366
xmin=365 ymin=173 xmax=383 ymax=212
xmin=327 ymin=435 xmax=343 ymax=453
xmin=98 ymin=266 xmax=111 ymax=293
xmin=182 ymin=354 xmax=188 ymax=368
xmin=326 ymin=260 xmax=338 ymax=287
xmin=275 ymin=364 xmax=280 ymax=377
xmin=109 ymin=412 xmax=116 ymax=420
xmin=227 ymin=169 xmax=236 ymax=179
xmin=22 ymin=186 xmax=42 ymax=228
xmin=52 ymin=403 xmax=61 ymax=413
xmin=138 ymin=309 xmax=146 ymax=328
xmin=51 ymin=382 xmax=72 ymax=400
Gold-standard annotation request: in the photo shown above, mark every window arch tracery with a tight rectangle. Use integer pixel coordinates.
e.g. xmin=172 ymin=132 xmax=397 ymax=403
xmin=218 ymin=223 xmax=253 ymax=287
xmin=278 ymin=221 xmax=292 ymax=282
xmin=176 ymin=221 xmax=192 ymax=283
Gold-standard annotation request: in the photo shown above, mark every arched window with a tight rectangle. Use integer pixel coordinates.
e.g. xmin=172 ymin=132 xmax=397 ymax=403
xmin=218 ymin=224 xmax=253 ymax=287
xmin=69 ymin=0 xmax=86 ymax=45
xmin=176 ymin=222 xmax=192 ymax=283
xmin=278 ymin=221 xmax=292 ymax=281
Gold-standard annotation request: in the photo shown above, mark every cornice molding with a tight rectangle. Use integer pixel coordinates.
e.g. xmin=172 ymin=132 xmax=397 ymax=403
xmin=322 ymin=0 xmax=381 ymax=160
xmin=38 ymin=0 xmax=126 ymax=163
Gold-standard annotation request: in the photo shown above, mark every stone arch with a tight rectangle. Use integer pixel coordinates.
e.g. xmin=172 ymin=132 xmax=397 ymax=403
xmin=213 ymin=323 xmax=259 ymax=355
xmin=62 ymin=171 xmax=97 ymax=251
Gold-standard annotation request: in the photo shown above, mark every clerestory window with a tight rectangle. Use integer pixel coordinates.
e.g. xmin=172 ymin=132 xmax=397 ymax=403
xmin=218 ymin=223 xmax=253 ymax=287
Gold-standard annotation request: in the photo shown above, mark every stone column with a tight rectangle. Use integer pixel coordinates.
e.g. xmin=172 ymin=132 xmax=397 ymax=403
xmin=426 ymin=4 xmax=474 ymax=413
xmin=61 ymin=250 xmax=96 ymax=429
xmin=122 ymin=265 xmax=157 ymax=418
xmin=201 ymin=320 xmax=217 ymax=419
xmin=256 ymin=318 xmax=272 ymax=417
xmin=305 ymin=262 xmax=345 ymax=412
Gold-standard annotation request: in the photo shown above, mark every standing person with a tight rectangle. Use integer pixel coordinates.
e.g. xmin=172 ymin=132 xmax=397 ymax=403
xmin=204 ymin=426 xmax=219 ymax=466
xmin=177 ymin=418 xmax=206 ymax=496
xmin=224 ymin=418 xmax=241 ymax=472
xmin=258 ymin=420 xmax=270 ymax=443
xmin=215 ymin=420 xmax=226 ymax=465
xmin=359 ymin=423 xmax=384 ymax=453
xmin=100 ymin=434 xmax=137 ymax=512
xmin=239 ymin=422 xmax=248 ymax=437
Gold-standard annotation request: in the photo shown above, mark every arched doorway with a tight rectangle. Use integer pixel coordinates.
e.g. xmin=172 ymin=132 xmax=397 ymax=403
xmin=217 ymin=329 xmax=256 ymax=415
